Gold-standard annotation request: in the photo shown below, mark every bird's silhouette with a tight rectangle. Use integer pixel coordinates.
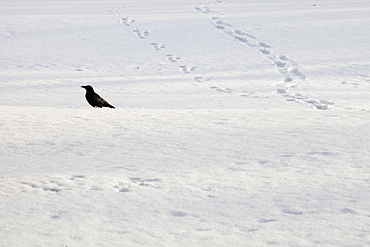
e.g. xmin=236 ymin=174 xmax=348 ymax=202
xmin=81 ymin=85 xmax=115 ymax=108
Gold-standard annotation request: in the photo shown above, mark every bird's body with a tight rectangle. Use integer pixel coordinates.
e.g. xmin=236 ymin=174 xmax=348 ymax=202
xmin=81 ymin=85 xmax=115 ymax=108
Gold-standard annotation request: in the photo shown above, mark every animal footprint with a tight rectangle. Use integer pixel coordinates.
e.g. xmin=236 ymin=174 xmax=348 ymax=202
xmin=278 ymin=55 xmax=298 ymax=66
xmin=260 ymin=49 xmax=270 ymax=54
xmin=274 ymin=61 xmax=286 ymax=68
xmin=132 ymin=28 xmax=149 ymax=39
xmin=233 ymin=29 xmax=256 ymax=39
xmin=166 ymin=54 xmax=181 ymax=63
xmin=304 ymin=99 xmax=334 ymax=110
xmin=150 ymin=43 xmax=166 ymax=50
xmin=120 ymin=17 xmax=135 ymax=26
xmin=258 ymin=42 xmax=271 ymax=48
xmin=281 ymin=208 xmax=304 ymax=215
xmin=210 ymin=86 xmax=232 ymax=93
xmin=222 ymin=29 xmax=257 ymax=47
xmin=171 ymin=211 xmax=188 ymax=217
xmin=112 ymin=182 xmax=130 ymax=192
xmin=194 ymin=5 xmax=211 ymax=14
xmin=258 ymin=218 xmax=278 ymax=223
xmin=290 ymin=68 xmax=306 ymax=80
xmin=194 ymin=76 xmax=211 ymax=82
xmin=179 ymin=66 xmax=196 ymax=73
xmin=214 ymin=20 xmax=232 ymax=27
xmin=284 ymin=76 xmax=293 ymax=82
xmin=233 ymin=35 xmax=248 ymax=43
xmin=130 ymin=177 xmax=162 ymax=188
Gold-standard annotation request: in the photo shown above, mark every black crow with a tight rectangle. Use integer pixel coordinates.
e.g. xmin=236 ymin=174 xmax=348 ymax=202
xmin=81 ymin=85 xmax=115 ymax=108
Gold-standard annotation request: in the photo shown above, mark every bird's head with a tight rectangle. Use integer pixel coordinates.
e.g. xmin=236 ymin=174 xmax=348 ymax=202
xmin=81 ymin=85 xmax=94 ymax=92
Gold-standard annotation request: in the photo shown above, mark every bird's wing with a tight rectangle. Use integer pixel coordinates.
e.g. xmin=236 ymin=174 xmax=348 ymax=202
xmin=94 ymin=94 xmax=115 ymax=108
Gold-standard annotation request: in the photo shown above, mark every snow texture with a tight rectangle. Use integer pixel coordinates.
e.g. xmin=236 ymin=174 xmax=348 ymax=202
xmin=0 ymin=0 xmax=369 ymax=246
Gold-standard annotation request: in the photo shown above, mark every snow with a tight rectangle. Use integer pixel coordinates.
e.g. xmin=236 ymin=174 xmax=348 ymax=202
xmin=0 ymin=0 xmax=369 ymax=246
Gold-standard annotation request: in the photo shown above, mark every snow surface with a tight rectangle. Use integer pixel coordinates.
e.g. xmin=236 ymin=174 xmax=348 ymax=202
xmin=0 ymin=0 xmax=370 ymax=246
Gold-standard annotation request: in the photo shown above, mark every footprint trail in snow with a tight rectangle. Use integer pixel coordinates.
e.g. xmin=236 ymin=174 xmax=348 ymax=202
xmin=110 ymin=0 xmax=335 ymax=110
xmin=116 ymin=13 xmax=203 ymax=79
xmin=194 ymin=0 xmax=334 ymax=110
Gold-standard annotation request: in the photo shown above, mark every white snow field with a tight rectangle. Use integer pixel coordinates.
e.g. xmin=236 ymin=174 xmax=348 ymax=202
xmin=0 ymin=0 xmax=369 ymax=246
